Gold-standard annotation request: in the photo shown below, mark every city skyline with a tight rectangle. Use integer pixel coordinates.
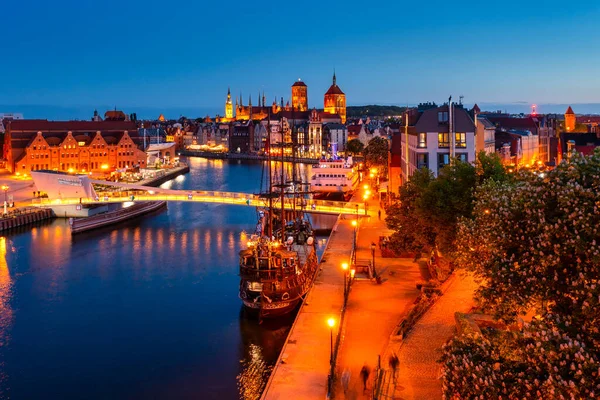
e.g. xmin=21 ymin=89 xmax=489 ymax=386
xmin=1 ymin=1 xmax=599 ymax=116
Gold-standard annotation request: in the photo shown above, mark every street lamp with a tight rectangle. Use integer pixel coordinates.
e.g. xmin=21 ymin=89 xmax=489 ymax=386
xmin=363 ymin=193 xmax=369 ymax=216
xmin=2 ymin=185 xmax=9 ymax=214
xmin=327 ymin=317 xmax=336 ymax=379
xmin=351 ymin=219 xmax=357 ymax=261
xmin=371 ymin=242 xmax=378 ymax=280
xmin=342 ymin=262 xmax=349 ymax=302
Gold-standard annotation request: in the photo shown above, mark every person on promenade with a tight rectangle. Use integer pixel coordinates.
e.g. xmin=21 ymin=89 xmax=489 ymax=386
xmin=360 ymin=363 xmax=370 ymax=392
xmin=378 ymin=209 xmax=381 ymax=220
xmin=341 ymin=368 xmax=350 ymax=395
xmin=389 ymin=352 xmax=399 ymax=382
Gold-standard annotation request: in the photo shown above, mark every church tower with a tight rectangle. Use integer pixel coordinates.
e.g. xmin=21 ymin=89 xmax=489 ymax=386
xmin=565 ymin=106 xmax=576 ymax=132
xmin=225 ymin=87 xmax=233 ymax=119
xmin=324 ymin=71 xmax=346 ymax=123
xmin=291 ymin=79 xmax=308 ymax=111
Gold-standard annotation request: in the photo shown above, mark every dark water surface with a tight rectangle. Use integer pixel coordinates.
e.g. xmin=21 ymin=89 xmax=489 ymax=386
xmin=0 ymin=157 xmax=332 ymax=400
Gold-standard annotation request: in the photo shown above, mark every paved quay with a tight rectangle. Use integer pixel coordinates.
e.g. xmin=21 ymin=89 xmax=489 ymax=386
xmin=383 ymin=271 xmax=477 ymax=400
xmin=261 ymin=211 xmax=352 ymax=399
xmin=334 ymin=204 xmax=423 ymax=400
xmin=262 ymin=197 xmax=427 ymax=400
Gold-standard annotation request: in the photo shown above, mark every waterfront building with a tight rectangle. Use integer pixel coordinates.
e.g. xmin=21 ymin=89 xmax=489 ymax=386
xmin=3 ymin=119 xmax=146 ymax=173
xmin=230 ymin=121 xmax=254 ymax=153
xmin=474 ymin=110 xmax=496 ymax=155
xmin=225 ymin=88 xmax=234 ymax=119
xmin=292 ymin=79 xmax=308 ymax=111
xmin=323 ymin=72 xmax=346 ymax=123
xmin=400 ymin=103 xmax=476 ymax=182
xmin=565 ymin=106 xmax=576 ymax=132
xmin=308 ymin=109 xmax=323 ymax=157
xmin=323 ymin=123 xmax=348 ymax=154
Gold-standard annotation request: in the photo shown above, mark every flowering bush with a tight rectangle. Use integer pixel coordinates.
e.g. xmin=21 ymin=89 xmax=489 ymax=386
xmin=443 ymin=150 xmax=600 ymax=398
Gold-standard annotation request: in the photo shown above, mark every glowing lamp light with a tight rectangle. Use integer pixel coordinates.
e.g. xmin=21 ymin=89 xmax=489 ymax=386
xmin=68 ymin=168 xmax=74 ymax=173
xmin=366 ymin=190 xmax=371 ymax=196
xmin=327 ymin=318 xmax=335 ymax=328
xmin=363 ymin=184 xmax=369 ymax=190
xmin=363 ymin=194 xmax=369 ymax=200
xmin=101 ymin=164 xmax=109 ymax=170
xmin=350 ymin=269 xmax=356 ymax=279
xmin=341 ymin=262 xmax=349 ymax=271
xmin=351 ymin=220 xmax=357 ymax=227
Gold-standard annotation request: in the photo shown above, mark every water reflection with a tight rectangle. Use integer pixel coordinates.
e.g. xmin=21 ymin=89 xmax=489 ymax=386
xmin=0 ymin=157 xmax=331 ymax=400
xmin=237 ymin=309 xmax=295 ymax=400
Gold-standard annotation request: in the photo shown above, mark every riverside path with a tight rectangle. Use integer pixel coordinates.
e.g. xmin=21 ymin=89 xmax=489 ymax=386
xmin=261 ymin=196 xmax=426 ymax=399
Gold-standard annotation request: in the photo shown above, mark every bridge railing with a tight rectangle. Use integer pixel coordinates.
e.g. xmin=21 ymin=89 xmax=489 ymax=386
xmin=34 ymin=190 xmax=366 ymax=215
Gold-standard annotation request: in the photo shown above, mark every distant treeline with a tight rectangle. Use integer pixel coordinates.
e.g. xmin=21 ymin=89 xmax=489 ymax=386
xmin=347 ymin=105 xmax=407 ymax=118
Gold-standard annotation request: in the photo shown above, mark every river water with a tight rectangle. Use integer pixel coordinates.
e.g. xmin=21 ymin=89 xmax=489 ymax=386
xmin=0 ymin=157 xmax=334 ymax=400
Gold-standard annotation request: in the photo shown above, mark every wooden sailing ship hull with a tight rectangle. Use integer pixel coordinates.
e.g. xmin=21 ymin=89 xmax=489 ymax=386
xmin=241 ymin=298 xmax=301 ymax=319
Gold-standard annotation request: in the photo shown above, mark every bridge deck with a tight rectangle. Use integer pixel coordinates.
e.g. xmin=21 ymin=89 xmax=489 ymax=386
xmin=34 ymin=191 xmax=365 ymax=216
xmin=31 ymin=177 xmax=366 ymax=215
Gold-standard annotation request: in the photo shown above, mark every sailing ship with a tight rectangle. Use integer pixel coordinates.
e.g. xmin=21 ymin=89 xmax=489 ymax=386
xmin=238 ymin=117 xmax=319 ymax=319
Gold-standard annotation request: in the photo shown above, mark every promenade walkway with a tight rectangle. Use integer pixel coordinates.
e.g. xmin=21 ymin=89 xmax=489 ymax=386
xmin=334 ymin=204 xmax=423 ymax=399
xmin=261 ymin=206 xmax=352 ymax=399
xmin=384 ymin=271 xmax=477 ymax=400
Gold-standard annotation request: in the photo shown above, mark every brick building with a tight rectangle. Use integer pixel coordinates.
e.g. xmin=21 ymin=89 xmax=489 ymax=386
xmin=3 ymin=120 xmax=146 ymax=174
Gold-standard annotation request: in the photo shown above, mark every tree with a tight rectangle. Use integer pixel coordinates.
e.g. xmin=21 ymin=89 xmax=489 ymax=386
xmin=385 ymin=153 xmax=507 ymax=258
xmin=385 ymin=167 xmax=435 ymax=256
xmin=443 ymin=149 xmax=600 ymax=398
xmin=346 ymin=138 xmax=364 ymax=156
xmin=363 ymin=136 xmax=389 ymax=174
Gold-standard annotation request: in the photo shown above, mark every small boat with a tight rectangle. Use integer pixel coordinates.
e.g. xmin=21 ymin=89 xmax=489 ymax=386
xmin=70 ymin=201 xmax=167 ymax=234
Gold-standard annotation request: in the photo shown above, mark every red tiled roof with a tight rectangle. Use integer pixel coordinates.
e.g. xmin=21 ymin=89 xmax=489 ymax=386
xmin=292 ymin=80 xmax=307 ymax=87
xmin=7 ymin=120 xmax=138 ymax=132
xmin=565 ymin=106 xmax=575 ymax=115
xmin=486 ymin=116 xmax=538 ymax=133
xmin=579 ymin=116 xmax=600 ymax=124
xmin=325 ymin=84 xmax=345 ymax=95
xmin=414 ymin=105 xmax=475 ymax=133
xmin=348 ymin=125 xmax=361 ymax=135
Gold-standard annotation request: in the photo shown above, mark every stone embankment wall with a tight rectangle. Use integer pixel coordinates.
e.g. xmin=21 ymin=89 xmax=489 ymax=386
xmin=0 ymin=208 xmax=54 ymax=231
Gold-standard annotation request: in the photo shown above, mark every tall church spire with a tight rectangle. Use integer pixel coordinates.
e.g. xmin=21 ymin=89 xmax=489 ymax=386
xmin=333 ymin=69 xmax=337 ymax=86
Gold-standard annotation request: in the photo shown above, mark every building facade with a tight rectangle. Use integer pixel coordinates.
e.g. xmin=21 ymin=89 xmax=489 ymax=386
xmin=400 ymin=104 xmax=476 ymax=182
xmin=323 ymin=72 xmax=346 ymax=124
xmin=291 ymin=80 xmax=308 ymax=111
xmin=4 ymin=120 xmax=146 ymax=174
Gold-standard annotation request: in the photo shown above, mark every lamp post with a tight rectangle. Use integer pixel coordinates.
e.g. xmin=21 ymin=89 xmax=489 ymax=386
xmin=2 ymin=185 xmax=8 ymax=215
xmin=363 ymin=193 xmax=369 ymax=216
xmin=351 ymin=220 xmax=357 ymax=263
xmin=327 ymin=317 xmax=336 ymax=379
xmin=341 ymin=262 xmax=349 ymax=303
xmin=371 ymin=242 xmax=377 ymax=280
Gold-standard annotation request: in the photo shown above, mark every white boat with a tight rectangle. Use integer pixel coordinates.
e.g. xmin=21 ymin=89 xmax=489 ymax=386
xmin=310 ymin=158 xmax=358 ymax=198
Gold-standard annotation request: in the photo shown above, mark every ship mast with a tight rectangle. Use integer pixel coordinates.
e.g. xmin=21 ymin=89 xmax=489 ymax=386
xmin=267 ymin=110 xmax=273 ymax=240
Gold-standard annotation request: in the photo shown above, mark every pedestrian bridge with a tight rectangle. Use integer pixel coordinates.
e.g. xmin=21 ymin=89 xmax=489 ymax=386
xmin=30 ymin=172 xmax=365 ymax=216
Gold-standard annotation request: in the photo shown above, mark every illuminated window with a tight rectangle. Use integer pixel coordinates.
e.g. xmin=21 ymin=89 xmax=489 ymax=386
xmin=417 ymin=133 xmax=427 ymax=148
xmin=455 ymin=133 xmax=466 ymax=148
xmin=438 ymin=133 xmax=449 ymax=148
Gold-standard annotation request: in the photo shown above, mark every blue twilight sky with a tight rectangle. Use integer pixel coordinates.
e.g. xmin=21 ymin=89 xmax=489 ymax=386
xmin=1 ymin=0 xmax=600 ymax=119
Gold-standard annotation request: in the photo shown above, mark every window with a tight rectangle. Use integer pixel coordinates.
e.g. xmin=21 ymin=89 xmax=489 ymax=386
xmin=438 ymin=153 xmax=450 ymax=171
xmin=456 ymin=153 xmax=468 ymax=163
xmin=417 ymin=153 xmax=428 ymax=169
xmin=438 ymin=111 xmax=448 ymax=123
xmin=418 ymin=133 xmax=427 ymax=148
xmin=455 ymin=132 xmax=466 ymax=148
xmin=438 ymin=133 xmax=449 ymax=148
